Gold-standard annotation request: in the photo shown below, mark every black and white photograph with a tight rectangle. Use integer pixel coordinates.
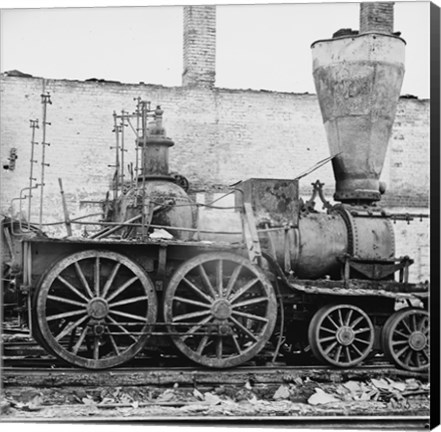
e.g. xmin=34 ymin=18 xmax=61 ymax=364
xmin=0 ymin=0 xmax=438 ymax=429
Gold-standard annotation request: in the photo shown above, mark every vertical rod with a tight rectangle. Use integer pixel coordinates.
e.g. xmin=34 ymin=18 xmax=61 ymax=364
xmin=141 ymin=102 xmax=148 ymax=238
xmin=39 ymin=92 xmax=52 ymax=229
xmin=112 ymin=111 xmax=120 ymax=200
xmin=120 ymin=110 xmax=125 ymax=188
xmin=28 ymin=119 xmax=39 ymax=222
xmin=58 ymin=178 xmax=72 ymax=236
xmin=134 ymin=98 xmax=141 ymax=180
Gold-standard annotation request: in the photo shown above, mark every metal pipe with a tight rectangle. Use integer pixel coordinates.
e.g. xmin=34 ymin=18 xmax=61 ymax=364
xmin=39 ymin=92 xmax=52 ymax=229
xmin=27 ymin=119 xmax=39 ymax=221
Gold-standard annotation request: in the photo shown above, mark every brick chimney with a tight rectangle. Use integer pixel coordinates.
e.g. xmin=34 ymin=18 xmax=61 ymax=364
xmin=360 ymin=2 xmax=394 ymax=33
xmin=182 ymin=6 xmax=216 ymax=88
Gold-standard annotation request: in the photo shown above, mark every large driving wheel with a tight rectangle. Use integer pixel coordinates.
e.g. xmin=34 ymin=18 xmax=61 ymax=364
xmin=381 ymin=307 xmax=429 ymax=372
xmin=308 ymin=304 xmax=374 ymax=367
xmin=164 ymin=252 xmax=277 ymax=368
xmin=35 ymin=250 xmax=157 ymax=369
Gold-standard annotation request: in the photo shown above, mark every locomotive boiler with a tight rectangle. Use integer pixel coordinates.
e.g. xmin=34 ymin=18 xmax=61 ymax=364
xmin=1 ymin=28 xmax=429 ymax=372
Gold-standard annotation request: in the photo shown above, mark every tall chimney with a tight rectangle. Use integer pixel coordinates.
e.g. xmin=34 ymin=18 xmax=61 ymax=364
xmin=360 ymin=2 xmax=394 ymax=34
xmin=182 ymin=5 xmax=216 ymax=88
xmin=311 ymin=2 xmax=405 ymax=204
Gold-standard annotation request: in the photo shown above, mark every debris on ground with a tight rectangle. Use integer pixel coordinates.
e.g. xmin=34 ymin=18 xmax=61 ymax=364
xmin=1 ymin=375 xmax=429 ymax=419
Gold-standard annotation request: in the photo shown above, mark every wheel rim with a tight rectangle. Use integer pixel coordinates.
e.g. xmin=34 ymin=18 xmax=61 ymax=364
xmin=35 ymin=250 xmax=157 ymax=369
xmin=382 ymin=308 xmax=429 ymax=372
xmin=164 ymin=252 xmax=277 ymax=368
xmin=308 ymin=304 xmax=374 ymax=367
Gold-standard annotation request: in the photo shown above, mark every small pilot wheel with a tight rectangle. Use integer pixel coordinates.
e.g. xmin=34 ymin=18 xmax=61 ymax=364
xmin=164 ymin=252 xmax=277 ymax=368
xmin=381 ymin=307 xmax=429 ymax=372
xmin=35 ymin=250 xmax=157 ymax=369
xmin=308 ymin=304 xmax=374 ymax=367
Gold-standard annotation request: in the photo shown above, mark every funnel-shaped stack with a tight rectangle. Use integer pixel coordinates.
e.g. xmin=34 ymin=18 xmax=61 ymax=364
xmin=311 ymin=33 xmax=405 ymax=203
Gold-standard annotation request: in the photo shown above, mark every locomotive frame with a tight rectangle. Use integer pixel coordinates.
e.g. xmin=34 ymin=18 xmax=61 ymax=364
xmin=1 ymin=28 xmax=430 ymax=374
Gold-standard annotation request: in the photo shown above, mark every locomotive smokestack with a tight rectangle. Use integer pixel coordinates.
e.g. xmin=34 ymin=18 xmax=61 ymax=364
xmin=136 ymin=106 xmax=174 ymax=179
xmin=311 ymin=2 xmax=405 ymax=203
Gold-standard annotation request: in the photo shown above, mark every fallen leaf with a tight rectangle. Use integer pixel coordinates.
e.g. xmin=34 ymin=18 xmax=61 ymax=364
xmin=307 ymin=388 xmax=340 ymax=406
xmin=193 ymin=389 xmax=204 ymax=400
xmin=157 ymin=390 xmax=174 ymax=402
xmin=204 ymin=392 xmax=221 ymax=405
xmin=26 ymin=395 xmax=43 ymax=411
xmin=273 ymin=385 xmax=290 ymax=400
xmin=82 ymin=397 xmax=97 ymax=406
xmin=371 ymin=378 xmax=390 ymax=390
xmin=343 ymin=380 xmax=361 ymax=393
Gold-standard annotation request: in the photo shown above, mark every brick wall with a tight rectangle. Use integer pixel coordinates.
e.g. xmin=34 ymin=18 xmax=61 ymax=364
xmin=182 ymin=6 xmax=216 ymax=87
xmin=360 ymin=2 xmax=394 ymax=33
xmin=0 ymin=75 xmax=430 ymax=281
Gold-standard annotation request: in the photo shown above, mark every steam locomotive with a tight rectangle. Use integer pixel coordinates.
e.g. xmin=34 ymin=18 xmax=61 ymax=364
xmin=1 ymin=30 xmax=429 ymax=371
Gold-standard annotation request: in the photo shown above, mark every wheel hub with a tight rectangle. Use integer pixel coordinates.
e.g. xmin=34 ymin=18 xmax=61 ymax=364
xmin=336 ymin=326 xmax=355 ymax=346
xmin=87 ymin=298 xmax=109 ymax=320
xmin=211 ymin=299 xmax=232 ymax=320
xmin=408 ymin=331 xmax=427 ymax=351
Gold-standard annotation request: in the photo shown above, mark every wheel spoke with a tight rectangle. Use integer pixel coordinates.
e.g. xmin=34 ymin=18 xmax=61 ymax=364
xmin=318 ymin=335 xmax=336 ymax=343
xmin=107 ymin=316 xmax=138 ymax=343
xmin=229 ymin=316 xmax=258 ymax=342
xmin=354 ymin=337 xmax=371 ymax=345
xmin=345 ymin=309 xmax=354 ymax=326
xmin=106 ymin=276 xmax=139 ymax=302
xmin=47 ymin=294 xmax=87 ymax=308
xmin=350 ymin=316 xmax=364 ymax=329
xmin=72 ymin=326 xmax=88 ymax=354
xmin=325 ymin=315 xmax=340 ymax=330
xmin=334 ymin=345 xmax=343 ymax=361
xmin=224 ymin=264 xmax=242 ymax=298
xmin=354 ymin=327 xmax=370 ymax=335
xmin=182 ymin=277 xmax=214 ymax=304
xmin=324 ymin=341 xmax=338 ymax=355
xmin=196 ymin=335 xmax=209 ymax=355
xmin=394 ymin=329 xmax=409 ymax=338
xmin=401 ymin=318 xmax=412 ymax=335
xmin=93 ymin=338 xmax=100 ymax=360
xmin=232 ymin=310 xmax=268 ymax=323
xmin=108 ymin=331 xmax=120 ymax=355
xmin=55 ymin=315 xmax=89 ymax=341
xmin=352 ymin=343 xmax=364 ymax=357
xmin=109 ymin=309 xmax=148 ymax=322
xmin=109 ymin=295 xmax=149 ymax=308
xmin=172 ymin=309 xmax=211 ymax=322
xmin=216 ymin=337 xmax=223 ymax=359
xmin=101 ymin=262 xmax=121 ymax=298
xmin=392 ymin=339 xmax=408 ymax=347
xmin=231 ymin=333 xmax=243 ymax=355
xmin=228 ymin=277 xmax=260 ymax=303
xmin=216 ymin=260 xmax=223 ymax=296
xmin=172 ymin=296 xmax=211 ymax=309
xmin=94 ymin=257 xmax=100 ymax=297
xmin=74 ymin=262 xmax=94 ymax=299
xmin=47 ymin=309 xmax=86 ymax=322
xmin=345 ymin=346 xmax=352 ymax=363
xmin=198 ymin=264 xmax=217 ymax=298
xmin=320 ymin=326 xmax=336 ymax=334
xmin=404 ymin=349 xmax=413 ymax=366
xmin=411 ymin=314 xmax=417 ymax=332
xmin=232 ymin=296 xmax=268 ymax=308
xmin=396 ymin=345 xmax=409 ymax=358
xmin=182 ymin=316 xmax=213 ymax=339
xmin=57 ymin=276 xmax=89 ymax=302
xmin=337 ymin=309 xmax=344 ymax=326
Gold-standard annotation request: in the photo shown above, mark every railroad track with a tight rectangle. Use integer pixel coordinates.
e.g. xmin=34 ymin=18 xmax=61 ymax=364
xmin=2 ymin=363 xmax=428 ymax=388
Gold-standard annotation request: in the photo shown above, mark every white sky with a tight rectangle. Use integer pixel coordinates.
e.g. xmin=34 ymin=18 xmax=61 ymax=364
xmin=0 ymin=0 xmax=432 ymax=98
